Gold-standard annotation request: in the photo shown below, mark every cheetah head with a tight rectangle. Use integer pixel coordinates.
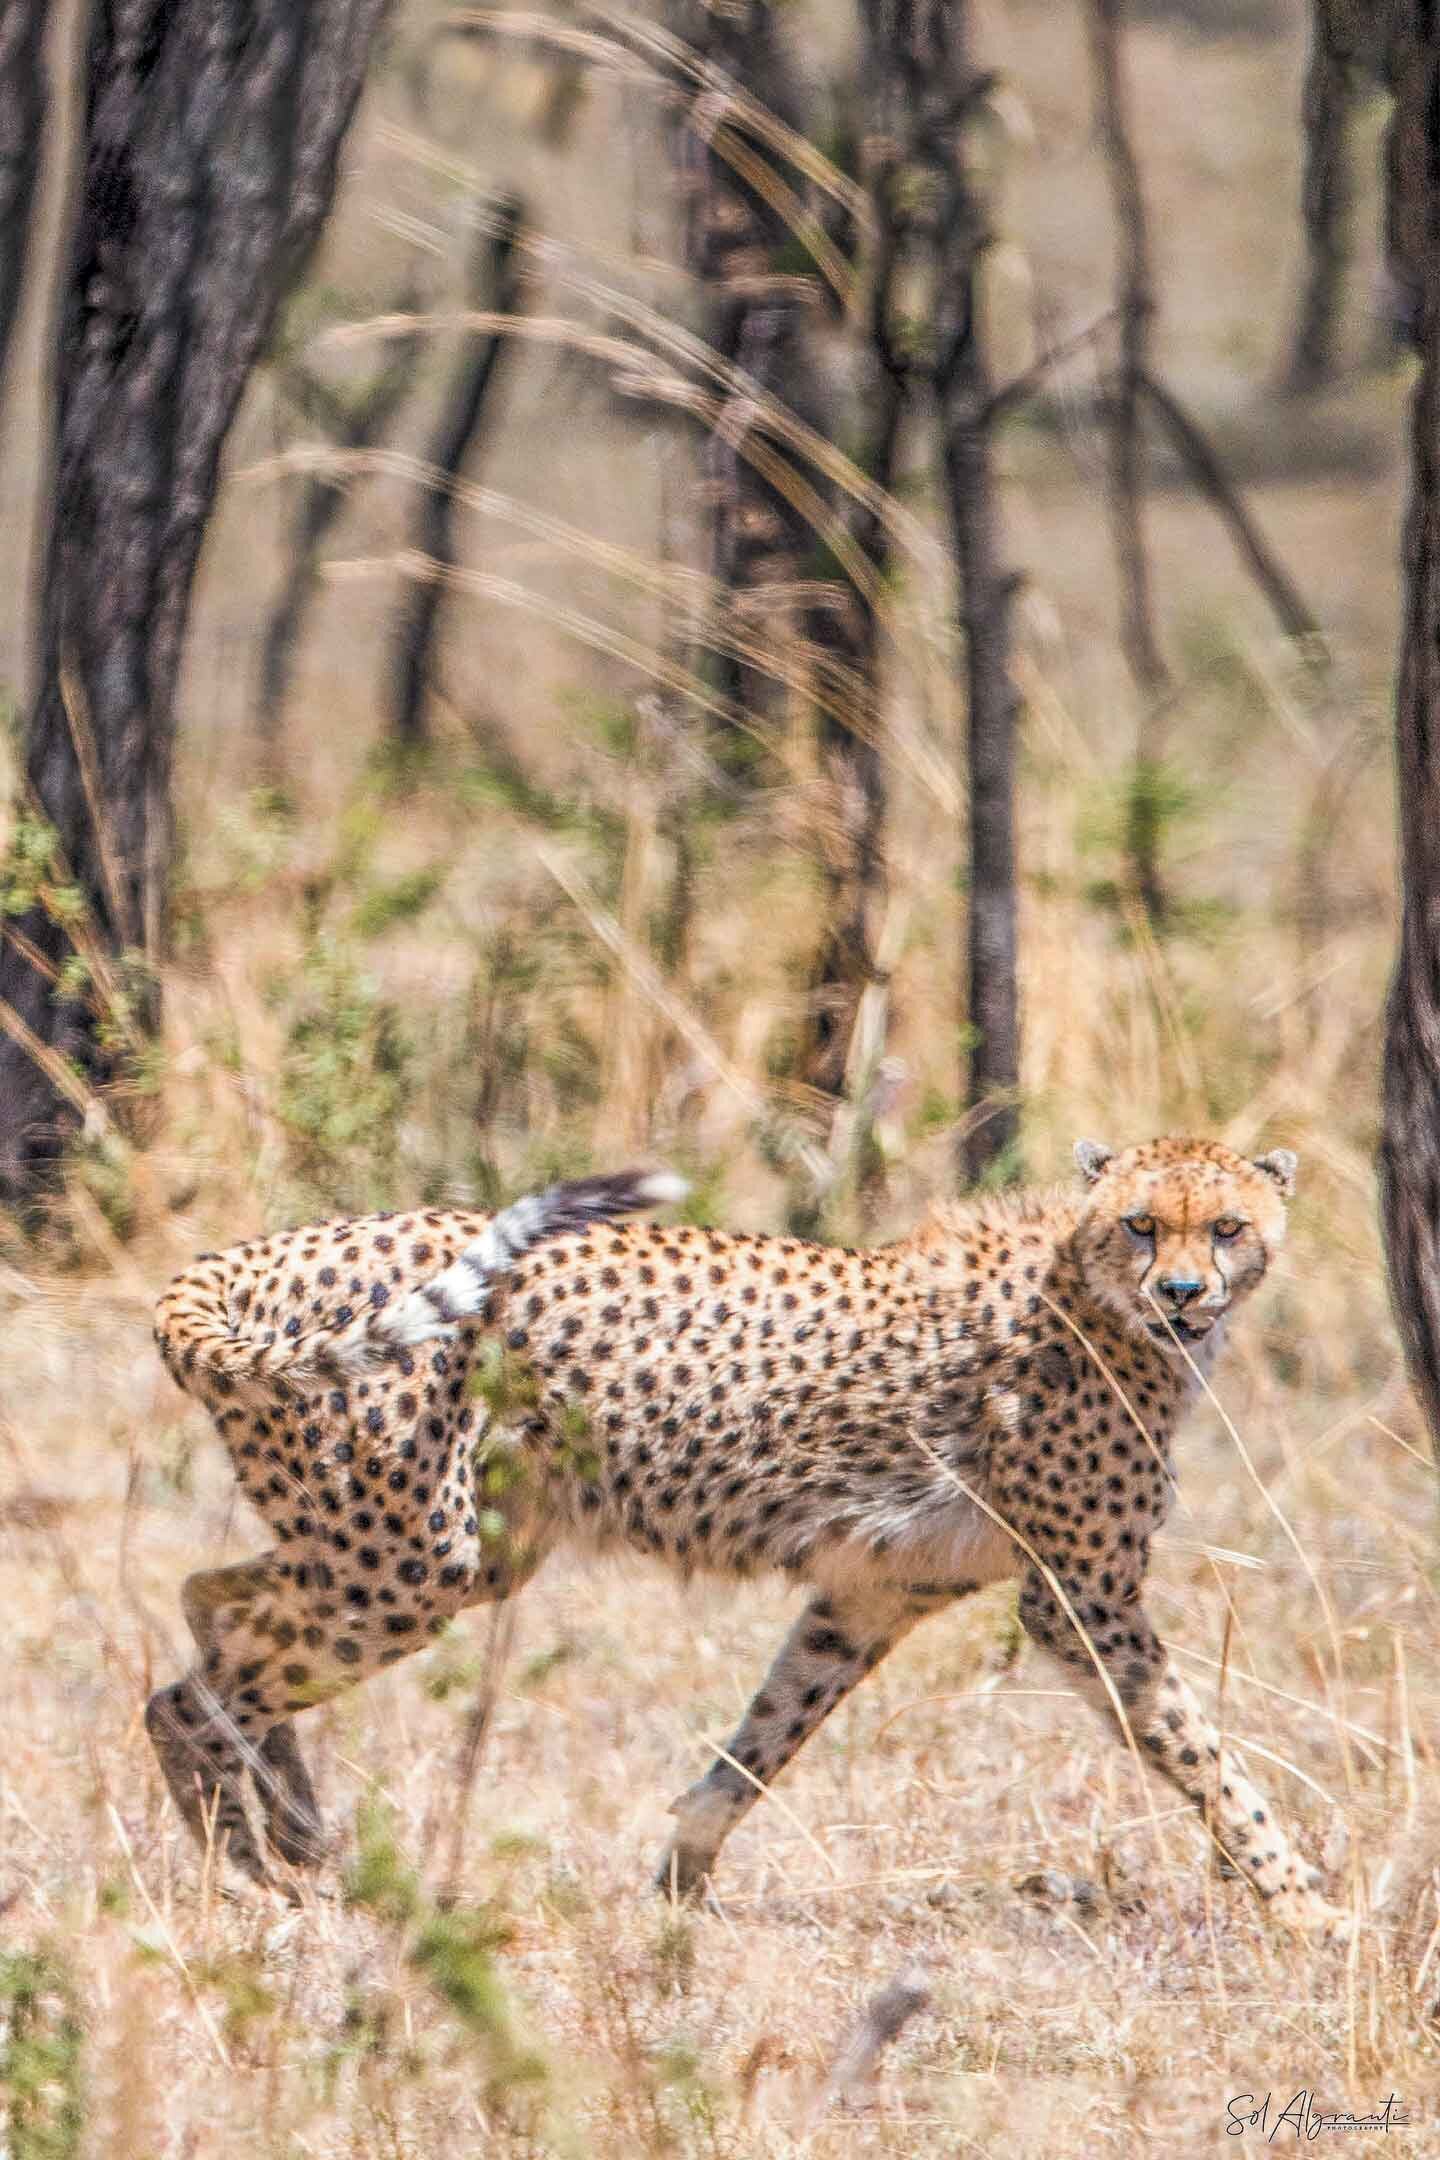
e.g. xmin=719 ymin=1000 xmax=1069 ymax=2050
xmin=1071 ymin=1135 xmax=1296 ymax=1354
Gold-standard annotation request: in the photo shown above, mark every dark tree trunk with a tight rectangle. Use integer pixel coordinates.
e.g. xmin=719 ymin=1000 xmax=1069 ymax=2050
xmin=389 ymin=197 xmax=523 ymax=747
xmin=1379 ymin=2 xmax=1440 ymax=1467
xmin=855 ymin=0 xmax=1019 ymax=1185
xmin=665 ymin=1 xmax=891 ymax=1104
xmin=1285 ymin=0 xmax=1356 ymax=395
xmin=1086 ymin=0 xmax=1171 ymax=926
xmin=918 ymin=2 xmax=1022 ymax=1185
xmin=0 ymin=0 xmax=393 ymax=1203
xmin=795 ymin=400 xmax=898 ymax=1102
xmin=667 ymin=0 xmax=817 ymax=766
xmin=1384 ymin=4 xmax=1428 ymax=350
xmin=794 ymin=25 xmax=905 ymax=1104
xmin=944 ymin=401 xmax=1021 ymax=1190
xmin=0 ymin=0 xmax=45 ymax=397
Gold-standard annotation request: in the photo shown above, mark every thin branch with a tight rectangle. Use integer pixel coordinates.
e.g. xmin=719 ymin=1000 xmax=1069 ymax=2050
xmin=1137 ymin=368 xmax=1329 ymax=657
xmin=258 ymin=300 xmax=424 ymax=739
xmin=981 ymin=305 xmax=1121 ymax=427
xmin=437 ymin=1596 xmax=520 ymax=1908
xmin=389 ymin=196 xmax=526 ymax=744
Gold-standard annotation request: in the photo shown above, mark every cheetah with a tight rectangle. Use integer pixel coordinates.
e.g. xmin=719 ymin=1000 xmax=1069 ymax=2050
xmin=146 ymin=1136 xmax=1346 ymax=1936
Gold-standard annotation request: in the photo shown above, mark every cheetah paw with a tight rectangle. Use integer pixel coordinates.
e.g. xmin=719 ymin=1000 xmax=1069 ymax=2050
xmin=1269 ymin=1883 xmax=1351 ymax=1943
xmin=654 ymin=1842 xmax=719 ymax=1904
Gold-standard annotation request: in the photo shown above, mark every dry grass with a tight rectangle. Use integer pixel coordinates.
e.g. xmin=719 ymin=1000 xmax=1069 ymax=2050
xmin=4 ymin=1255 xmax=1440 ymax=2155
xmin=4 ymin=0 xmax=1440 ymax=2151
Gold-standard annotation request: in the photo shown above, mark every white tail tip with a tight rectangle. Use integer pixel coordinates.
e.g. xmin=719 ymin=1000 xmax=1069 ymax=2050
xmin=639 ymin=1171 xmax=689 ymax=1209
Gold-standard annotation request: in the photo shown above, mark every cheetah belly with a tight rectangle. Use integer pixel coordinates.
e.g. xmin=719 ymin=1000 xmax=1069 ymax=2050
xmin=802 ymin=1500 xmax=1020 ymax=1604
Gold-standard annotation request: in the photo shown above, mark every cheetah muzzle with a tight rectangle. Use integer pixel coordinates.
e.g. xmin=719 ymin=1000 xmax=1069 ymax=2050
xmin=145 ymin=1137 xmax=1347 ymax=1943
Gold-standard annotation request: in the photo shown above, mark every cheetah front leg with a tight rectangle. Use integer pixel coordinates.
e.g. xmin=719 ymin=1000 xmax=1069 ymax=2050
xmin=1017 ymin=1567 xmax=1348 ymax=1939
xmin=658 ymin=1585 xmax=926 ymax=1898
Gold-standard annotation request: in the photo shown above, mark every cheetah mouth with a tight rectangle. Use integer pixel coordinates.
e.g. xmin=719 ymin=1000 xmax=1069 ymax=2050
xmin=1144 ymin=1315 xmax=1214 ymax=1345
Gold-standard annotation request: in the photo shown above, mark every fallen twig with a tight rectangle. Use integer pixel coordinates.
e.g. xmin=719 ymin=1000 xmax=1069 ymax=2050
xmin=803 ymin=1965 xmax=931 ymax=2128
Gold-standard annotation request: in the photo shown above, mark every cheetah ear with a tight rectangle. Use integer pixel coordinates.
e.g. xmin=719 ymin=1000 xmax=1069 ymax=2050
xmin=1251 ymin=1148 xmax=1298 ymax=1199
xmin=1073 ymin=1139 xmax=1115 ymax=1185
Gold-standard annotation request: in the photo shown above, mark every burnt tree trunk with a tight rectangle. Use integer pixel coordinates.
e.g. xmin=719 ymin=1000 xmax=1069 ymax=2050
xmin=1384 ymin=3 xmax=1427 ymax=349
xmin=944 ymin=382 xmax=1021 ymax=1186
xmin=857 ymin=0 xmax=1019 ymax=1185
xmin=794 ymin=427 xmax=899 ymax=1101
xmin=1285 ymin=0 xmax=1356 ymax=394
xmin=666 ymin=1 xmax=891 ymax=1104
xmin=1086 ymin=0 xmax=1172 ymax=926
xmin=0 ymin=0 xmax=45 ymax=397
xmin=0 ymin=0 xmax=393 ymax=1202
xmin=669 ymin=0 xmax=817 ymax=767
xmin=389 ymin=197 xmax=523 ymax=748
xmin=1379 ymin=3 xmax=1440 ymax=1467
xmin=795 ymin=37 xmax=904 ymax=1103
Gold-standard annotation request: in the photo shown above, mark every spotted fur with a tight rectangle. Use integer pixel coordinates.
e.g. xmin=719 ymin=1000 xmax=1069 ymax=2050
xmin=145 ymin=1138 xmax=1344 ymax=1937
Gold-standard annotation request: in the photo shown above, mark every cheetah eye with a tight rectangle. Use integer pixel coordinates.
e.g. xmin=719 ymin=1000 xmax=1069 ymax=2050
xmin=1213 ymin=1216 xmax=1244 ymax=1240
xmin=1123 ymin=1213 xmax=1155 ymax=1238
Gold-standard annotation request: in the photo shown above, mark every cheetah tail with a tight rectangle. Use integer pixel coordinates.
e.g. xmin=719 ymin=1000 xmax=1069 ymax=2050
xmin=153 ymin=1171 xmax=687 ymax=1400
xmin=327 ymin=1168 xmax=689 ymax=1374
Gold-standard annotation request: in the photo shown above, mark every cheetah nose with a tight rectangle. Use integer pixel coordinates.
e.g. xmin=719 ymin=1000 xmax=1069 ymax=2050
xmin=1156 ymin=1275 xmax=1204 ymax=1309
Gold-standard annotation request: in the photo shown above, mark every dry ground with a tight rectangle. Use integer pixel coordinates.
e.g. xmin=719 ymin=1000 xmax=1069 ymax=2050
xmin=4 ymin=1232 xmax=1440 ymax=2157
xmin=5 ymin=0 xmax=1440 ymax=2152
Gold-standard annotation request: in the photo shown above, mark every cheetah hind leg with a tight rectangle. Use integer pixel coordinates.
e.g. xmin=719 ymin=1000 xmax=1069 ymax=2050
xmin=256 ymin=1723 xmax=330 ymax=1869
xmin=178 ymin=1559 xmax=329 ymax=1876
xmin=144 ymin=1674 xmax=272 ymax=1892
xmin=256 ymin=1513 xmax=554 ymax=1876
